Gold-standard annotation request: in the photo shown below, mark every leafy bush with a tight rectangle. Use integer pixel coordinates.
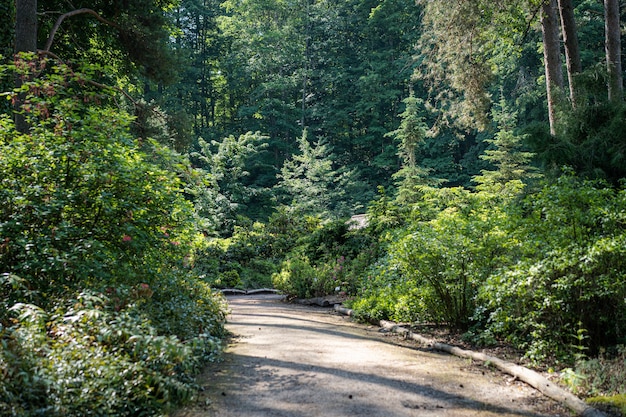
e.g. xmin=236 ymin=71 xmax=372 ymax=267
xmin=0 ymin=57 xmax=199 ymax=306
xmin=0 ymin=291 xmax=223 ymax=416
xmin=561 ymin=345 xmax=626 ymax=397
xmin=348 ymin=254 xmax=424 ymax=323
xmin=480 ymin=173 xmax=626 ymax=363
xmin=272 ymin=256 xmax=328 ymax=299
xmin=350 ymin=186 xmax=515 ymax=328
xmin=0 ymin=56 xmax=227 ymax=415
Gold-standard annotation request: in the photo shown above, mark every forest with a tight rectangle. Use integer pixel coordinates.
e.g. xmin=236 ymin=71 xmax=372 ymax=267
xmin=1 ymin=0 xmax=626 ymax=415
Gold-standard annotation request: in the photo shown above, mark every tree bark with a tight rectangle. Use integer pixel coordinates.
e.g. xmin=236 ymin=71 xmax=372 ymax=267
xmin=541 ymin=0 xmax=564 ymax=135
xmin=15 ymin=0 xmax=37 ymax=54
xmin=604 ymin=0 xmax=623 ymax=102
xmin=557 ymin=0 xmax=582 ymax=107
xmin=14 ymin=0 xmax=38 ymax=133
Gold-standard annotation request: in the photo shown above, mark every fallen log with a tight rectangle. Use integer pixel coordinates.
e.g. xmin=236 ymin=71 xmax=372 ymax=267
xmin=334 ymin=305 xmax=605 ymax=417
xmin=245 ymin=288 xmax=281 ymax=295
xmin=219 ymin=288 xmax=281 ymax=295
xmin=220 ymin=288 xmax=247 ymax=295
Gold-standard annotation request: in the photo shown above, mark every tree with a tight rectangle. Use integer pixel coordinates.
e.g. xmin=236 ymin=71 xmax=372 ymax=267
xmin=473 ymin=97 xmax=540 ymax=191
xmin=385 ymin=92 xmax=436 ymax=202
xmin=557 ymin=0 xmax=582 ymax=107
xmin=189 ymin=131 xmax=267 ymax=235
xmin=541 ymin=0 xmax=564 ymax=135
xmin=13 ymin=0 xmax=38 ymax=133
xmin=15 ymin=0 xmax=37 ymax=55
xmin=276 ymin=129 xmax=352 ymax=218
xmin=604 ymin=0 xmax=623 ymax=102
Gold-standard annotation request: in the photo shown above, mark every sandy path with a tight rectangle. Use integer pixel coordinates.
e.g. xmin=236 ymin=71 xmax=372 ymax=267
xmin=173 ymin=294 xmax=565 ymax=417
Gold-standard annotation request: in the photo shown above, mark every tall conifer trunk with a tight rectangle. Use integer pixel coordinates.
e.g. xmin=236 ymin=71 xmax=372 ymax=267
xmin=557 ymin=0 xmax=582 ymax=108
xmin=604 ymin=0 xmax=623 ymax=102
xmin=541 ymin=0 xmax=564 ymax=135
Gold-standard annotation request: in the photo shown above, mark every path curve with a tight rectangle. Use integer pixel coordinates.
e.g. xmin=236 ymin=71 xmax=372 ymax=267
xmin=173 ymin=294 xmax=566 ymax=417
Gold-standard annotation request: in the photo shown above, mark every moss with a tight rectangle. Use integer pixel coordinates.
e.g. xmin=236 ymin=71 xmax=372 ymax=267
xmin=587 ymin=394 xmax=626 ymax=417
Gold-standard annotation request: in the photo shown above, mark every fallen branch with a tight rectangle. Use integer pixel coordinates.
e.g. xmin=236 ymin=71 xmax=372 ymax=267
xmin=334 ymin=305 xmax=605 ymax=417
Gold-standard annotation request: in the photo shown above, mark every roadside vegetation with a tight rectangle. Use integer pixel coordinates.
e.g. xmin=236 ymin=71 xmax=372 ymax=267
xmin=3 ymin=0 xmax=626 ymax=414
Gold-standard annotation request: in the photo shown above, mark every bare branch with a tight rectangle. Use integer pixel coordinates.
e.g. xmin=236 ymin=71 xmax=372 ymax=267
xmin=44 ymin=8 xmax=121 ymax=52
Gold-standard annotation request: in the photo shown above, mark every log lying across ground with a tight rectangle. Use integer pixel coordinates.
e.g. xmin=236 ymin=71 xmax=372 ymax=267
xmin=220 ymin=288 xmax=281 ymax=295
xmin=334 ymin=305 xmax=606 ymax=417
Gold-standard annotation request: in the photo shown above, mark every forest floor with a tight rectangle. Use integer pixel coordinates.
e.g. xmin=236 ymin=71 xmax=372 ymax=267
xmin=172 ymin=294 xmax=569 ymax=417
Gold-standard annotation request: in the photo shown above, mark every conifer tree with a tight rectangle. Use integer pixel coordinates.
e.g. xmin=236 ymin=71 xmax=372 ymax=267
xmin=473 ymin=97 xmax=540 ymax=192
xmin=276 ymin=129 xmax=351 ymax=218
xmin=385 ymin=92 xmax=437 ymax=203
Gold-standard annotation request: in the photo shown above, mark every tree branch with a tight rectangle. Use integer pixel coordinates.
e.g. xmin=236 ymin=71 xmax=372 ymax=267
xmin=44 ymin=8 xmax=121 ymax=52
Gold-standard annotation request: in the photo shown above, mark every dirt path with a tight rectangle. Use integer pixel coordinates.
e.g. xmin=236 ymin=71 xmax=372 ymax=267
xmin=173 ymin=294 xmax=567 ymax=417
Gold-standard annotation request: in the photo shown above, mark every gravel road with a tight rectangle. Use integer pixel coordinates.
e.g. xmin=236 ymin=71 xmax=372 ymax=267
xmin=172 ymin=294 xmax=567 ymax=417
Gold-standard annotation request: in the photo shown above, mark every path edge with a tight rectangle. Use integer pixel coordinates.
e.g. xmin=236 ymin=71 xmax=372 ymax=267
xmin=334 ymin=305 xmax=606 ymax=417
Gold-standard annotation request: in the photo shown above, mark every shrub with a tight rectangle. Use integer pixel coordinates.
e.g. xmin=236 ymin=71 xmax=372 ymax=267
xmin=0 ymin=57 xmax=199 ymax=308
xmin=479 ymin=174 xmax=626 ymax=363
xmin=388 ymin=188 xmax=513 ymax=328
xmin=0 ymin=56 xmax=227 ymax=416
xmin=561 ymin=345 xmax=626 ymax=397
xmin=272 ymin=257 xmax=324 ymax=299
xmin=0 ymin=290 xmax=224 ymax=416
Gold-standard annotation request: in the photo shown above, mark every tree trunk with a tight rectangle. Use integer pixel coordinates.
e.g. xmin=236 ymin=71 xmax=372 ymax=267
xmin=541 ymin=0 xmax=564 ymax=135
xmin=15 ymin=0 xmax=37 ymax=54
xmin=557 ymin=0 xmax=582 ymax=107
xmin=14 ymin=0 xmax=38 ymax=133
xmin=604 ymin=0 xmax=623 ymax=102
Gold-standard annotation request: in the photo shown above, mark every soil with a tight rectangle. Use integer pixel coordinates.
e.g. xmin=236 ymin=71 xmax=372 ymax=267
xmin=172 ymin=294 xmax=570 ymax=417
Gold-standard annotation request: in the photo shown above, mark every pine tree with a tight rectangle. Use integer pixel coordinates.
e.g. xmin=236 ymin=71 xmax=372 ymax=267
xmin=473 ymin=97 xmax=540 ymax=192
xmin=276 ymin=129 xmax=351 ymax=218
xmin=385 ymin=92 xmax=437 ymax=203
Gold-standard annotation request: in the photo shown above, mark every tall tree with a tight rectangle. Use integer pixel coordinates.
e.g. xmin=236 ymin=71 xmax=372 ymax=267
xmin=473 ymin=97 xmax=540 ymax=191
xmin=275 ymin=129 xmax=352 ymax=218
xmin=15 ymin=0 xmax=37 ymax=54
xmin=33 ymin=0 xmax=180 ymax=83
xmin=385 ymin=92 xmax=435 ymax=202
xmin=604 ymin=0 xmax=623 ymax=102
xmin=14 ymin=0 xmax=38 ymax=133
xmin=557 ymin=0 xmax=582 ymax=107
xmin=541 ymin=0 xmax=564 ymax=135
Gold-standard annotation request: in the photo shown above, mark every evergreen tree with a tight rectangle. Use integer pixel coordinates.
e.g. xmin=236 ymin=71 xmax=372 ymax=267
xmin=473 ymin=97 xmax=540 ymax=191
xmin=275 ymin=129 xmax=352 ymax=218
xmin=385 ymin=92 xmax=437 ymax=202
xmin=190 ymin=131 xmax=267 ymax=235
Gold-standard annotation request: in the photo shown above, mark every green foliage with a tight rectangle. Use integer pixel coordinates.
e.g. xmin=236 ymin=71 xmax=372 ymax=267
xmin=562 ymin=345 xmax=626 ymax=398
xmin=189 ymin=131 xmax=268 ymax=235
xmin=195 ymin=210 xmax=320 ymax=290
xmin=473 ymin=97 xmax=541 ymax=191
xmin=0 ymin=58 xmax=197 ymax=304
xmin=270 ymin=214 xmax=380 ymax=299
xmin=272 ymin=256 xmax=325 ymax=299
xmin=0 ymin=290 xmax=223 ymax=416
xmin=276 ymin=129 xmax=356 ymax=219
xmin=480 ymin=173 xmax=626 ymax=363
xmin=386 ymin=93 xmax=440 ymax=202
xmin=350 ymin=169 xmax=626 ymax=365
xmin=351 ymin=186 xmax=516 ymax=328
xmin=0 ymin=58 xmax=227 ymax=415
xmin=348 ymin=254 xmax=423 ymax=323
xmin=531 ymin=100 xmax=626 ymax=183
xmin=37 ymin=0 xmax=180 ymax=83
